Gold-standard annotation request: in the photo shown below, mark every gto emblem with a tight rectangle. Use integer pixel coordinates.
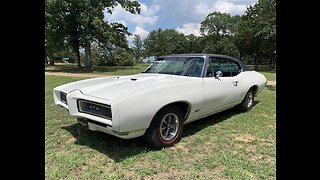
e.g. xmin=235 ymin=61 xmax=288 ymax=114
xmin=89 ymin=105 xmax=100 ymax=111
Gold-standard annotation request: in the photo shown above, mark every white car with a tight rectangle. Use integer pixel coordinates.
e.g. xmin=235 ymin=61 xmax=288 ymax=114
xmin=53 ymin=54 xmax=267 ymax=148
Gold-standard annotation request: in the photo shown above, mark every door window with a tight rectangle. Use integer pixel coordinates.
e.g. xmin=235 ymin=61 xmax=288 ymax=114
xmin=206 ymin=57 xmax=241 ymax=77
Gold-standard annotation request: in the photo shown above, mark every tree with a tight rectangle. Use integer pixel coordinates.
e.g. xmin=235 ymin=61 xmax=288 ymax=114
xmin=200 ymin=12 xmax=238 ymax=37
xmin=132 ymin=34 xmax=144 ymax=62
xmin=45 ymin=0 xmax=68 ymax=66
xmin=144 ymin=29 xmax=188 ymax=57
xmin=185 ymin=34 xmax=205 ymax=53
xmin=144 ymin=29 xmax=168 ymax=58
xmin=200 ymin=12 xmax=240 ymax=56
xmin=235 ymin=0 xmax=276 ymax=70
xmin=45 ymin=0 xmax=141 ymax=68
xmin=89 ymin=41 xmax=135 ymax=66
xmin=163 ymin=29 xmax=188 ymax=54
xmin=77 ymin=0 xmax=140 ymax=69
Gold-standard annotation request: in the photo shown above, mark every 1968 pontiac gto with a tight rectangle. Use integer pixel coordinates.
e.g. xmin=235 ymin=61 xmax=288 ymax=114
xmin=53 ymin=54 xmax=267 ymax=148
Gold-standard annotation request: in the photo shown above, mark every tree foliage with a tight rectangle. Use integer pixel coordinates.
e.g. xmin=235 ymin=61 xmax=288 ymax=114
xmin=132 ymin=34 xmax=144 ymax=62
xmin=199 ymin=12 xmax=241 ymax=58
xmin=200 ymin=12 xmax=239 ymax=37
xmin=89 ymin=42 xmax=135 ymax=66
xmin=144 ymin=29 xmax=188 ymax=57
xmin=235 ymin=0 xmax=276 ymax=69
xmin=45 ymin=0 xmax=140 ymax=68
xmin=46 ymin=0 xmax=275 ymax=69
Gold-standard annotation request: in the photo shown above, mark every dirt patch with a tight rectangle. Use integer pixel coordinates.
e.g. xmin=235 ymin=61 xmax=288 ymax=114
xmin=234 ymin=133 xmax=256 ymax=143
xmin=247 ymin=144 xmax=258 ymax=152
xmin=260 ymin=113 xmax=270 ymax=118
xmin=211 ymin=165 xmax=225 ymax=176
xmin=267 ymin=124 xmax=276 ymax=129
xmin=267 ymin=81 xmax=276 ymax=85
xmin=171 ymin=142 xmax=189 ymax=154
xmin=250 ymin=153 xmax=263 ymax=162
xmin=264 ymin=156 xmax=276 ymax=164
xmin=69 ymin=166 xmax=82 ymax=177
xmin=65 ymin=137 xmax=76 ymax=144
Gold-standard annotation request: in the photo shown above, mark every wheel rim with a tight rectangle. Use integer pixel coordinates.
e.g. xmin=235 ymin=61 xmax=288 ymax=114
xmin=159 ymin=113 xmax=179 ymax=142
xmin=247 ymin=92 xmax=253 ymax=108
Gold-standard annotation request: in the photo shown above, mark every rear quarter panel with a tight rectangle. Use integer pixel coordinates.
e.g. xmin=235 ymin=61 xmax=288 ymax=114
xmin=237 ymin=71 xmax=267 ymax=99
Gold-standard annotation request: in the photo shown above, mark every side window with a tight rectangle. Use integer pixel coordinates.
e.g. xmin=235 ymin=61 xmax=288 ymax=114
xmin=185 ymin=58 xmax=204 ymax=77
xmin=206 ymin=57 xmax=241 ymax=77
xmin=228 ymin=60 xmax=241 ymax=76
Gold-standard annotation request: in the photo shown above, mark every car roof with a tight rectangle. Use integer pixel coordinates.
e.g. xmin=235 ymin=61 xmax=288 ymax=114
xmin=158 ymin=53 xmax=251 ymax=71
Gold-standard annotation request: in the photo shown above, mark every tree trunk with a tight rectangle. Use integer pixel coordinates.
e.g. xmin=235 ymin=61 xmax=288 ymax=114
xmin=269 ymin=56 xmax=273 ymax=68
xmin=269 ymin=52 xmax=276 ymax=68
xmin=85 ymin=41 xmax=92 ymax=69
xmin=72 ymin=40 xmax=81 ymax=68
xmin=75 ymin=47 xmax=81 ymax=68
xmin=239 ymin=52 xmax=242 ymax=60
xmin=49 ymin=55 xmax=54 ymax=66
xmin=45 ymin=57 xmax=48 ymax=65
xmin=254 ymin=55 xmax=259 ymax=71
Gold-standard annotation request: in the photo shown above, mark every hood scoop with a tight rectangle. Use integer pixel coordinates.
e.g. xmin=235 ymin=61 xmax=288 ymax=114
xmin=131 ymin=78 xmax=137 ymax=81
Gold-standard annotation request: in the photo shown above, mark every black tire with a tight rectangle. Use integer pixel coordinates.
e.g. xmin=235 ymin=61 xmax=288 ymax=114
xmin=238 ymin=88 xmax=255 ymax=112
xmin=145 ymin=106 xmax=184 ymax=148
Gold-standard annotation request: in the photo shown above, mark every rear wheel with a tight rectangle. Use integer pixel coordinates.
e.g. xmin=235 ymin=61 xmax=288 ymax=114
xmin=145 ymin=106 xmax=184 ymax=148
xmin=238 ymin=88 xmax=255 ymax=112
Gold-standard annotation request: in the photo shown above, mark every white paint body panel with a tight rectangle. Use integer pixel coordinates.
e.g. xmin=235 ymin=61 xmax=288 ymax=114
xmin=53 ymin=70 xmax=267 ymax=139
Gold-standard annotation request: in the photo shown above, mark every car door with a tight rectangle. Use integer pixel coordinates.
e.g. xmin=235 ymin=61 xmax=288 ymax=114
xmin=201 ymin=57 xmax=242 ymax=115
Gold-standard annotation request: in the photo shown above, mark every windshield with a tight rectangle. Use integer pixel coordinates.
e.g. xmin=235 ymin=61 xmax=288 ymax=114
xmin=143 ymin=57 xmax=205 ymax=77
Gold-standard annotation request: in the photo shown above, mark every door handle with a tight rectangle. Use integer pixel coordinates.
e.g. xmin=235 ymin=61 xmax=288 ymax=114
xmin=233 ymin=81 xmax=238 ymax=86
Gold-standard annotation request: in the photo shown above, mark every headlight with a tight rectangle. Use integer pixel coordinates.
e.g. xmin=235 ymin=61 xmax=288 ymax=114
xmin=60 ymin=92 xmax=67 ymax=104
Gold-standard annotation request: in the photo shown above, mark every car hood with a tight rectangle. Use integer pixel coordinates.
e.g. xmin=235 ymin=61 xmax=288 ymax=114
xmin=60 ymin=74 xmax=192 ymax=101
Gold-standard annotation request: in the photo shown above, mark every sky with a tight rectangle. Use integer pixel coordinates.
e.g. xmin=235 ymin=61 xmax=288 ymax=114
xmin=103 ymin=0 xmax=258 ymax=45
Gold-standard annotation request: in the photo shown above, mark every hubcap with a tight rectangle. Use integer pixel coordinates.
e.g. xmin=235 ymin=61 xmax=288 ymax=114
xmin=247 ymin=92 xmax=253 ymax=108
xmin=159 ymin=113 xmax=179 ymax=141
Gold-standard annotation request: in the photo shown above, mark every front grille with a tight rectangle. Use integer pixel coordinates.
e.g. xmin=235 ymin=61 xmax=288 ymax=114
xmin=77 ymin=99 xmax=112 ymax=120
xmin=60 ymin=92 xmax=67 ymax=104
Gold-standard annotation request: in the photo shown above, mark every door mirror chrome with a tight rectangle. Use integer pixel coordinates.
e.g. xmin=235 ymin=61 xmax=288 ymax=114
xmin=215 ymin=71 xmax=223 ymax=79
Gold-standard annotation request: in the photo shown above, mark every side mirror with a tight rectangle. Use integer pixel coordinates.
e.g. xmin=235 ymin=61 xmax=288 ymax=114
xmin=215 ymin=71 xmax=223 ymax=79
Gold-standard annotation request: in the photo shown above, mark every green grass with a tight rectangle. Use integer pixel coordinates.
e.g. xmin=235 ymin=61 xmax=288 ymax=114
xmin=259 ymin=70 xmax=276 ymax=81
xmin=45 ymin=76 xmax=276 ymax=179
xmin=247 ymin=65 xmax=276 ymax=81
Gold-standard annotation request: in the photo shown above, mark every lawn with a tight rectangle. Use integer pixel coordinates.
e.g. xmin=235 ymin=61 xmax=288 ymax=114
xmin=45 ymin=75 xmax=276 ymax=179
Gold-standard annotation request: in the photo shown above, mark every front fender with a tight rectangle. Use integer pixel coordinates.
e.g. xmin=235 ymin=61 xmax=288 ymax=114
xmin=115 ymin=81 xmax=203 ymax=132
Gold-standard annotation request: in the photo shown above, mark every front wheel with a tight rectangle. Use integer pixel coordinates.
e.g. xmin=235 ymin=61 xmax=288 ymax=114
xmin=145 ymin=106 xmax=184 ymax=148
xmin=238 ymin=89 xmax=255 ymax=112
